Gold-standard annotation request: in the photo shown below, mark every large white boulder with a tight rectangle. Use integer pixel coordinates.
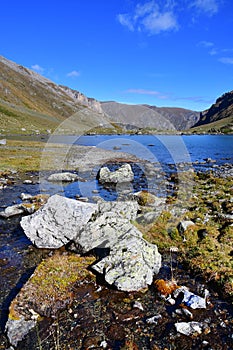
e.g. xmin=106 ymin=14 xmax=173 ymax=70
xmin=20 ymin=194 xmax=97 ymax=248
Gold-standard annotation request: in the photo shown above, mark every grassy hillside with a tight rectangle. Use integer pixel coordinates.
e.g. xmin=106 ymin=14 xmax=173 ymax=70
xmin=0 ymin=55 xmax=106 ymax=135
xmin=191 ymin=116 xmax=233 ymax=134
xmin=192 ymin=91 xmax=233 ymax=134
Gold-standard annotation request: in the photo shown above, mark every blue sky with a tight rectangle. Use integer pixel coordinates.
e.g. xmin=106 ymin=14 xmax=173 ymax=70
xmin=1 ymin=0 xmax=233 ymax=111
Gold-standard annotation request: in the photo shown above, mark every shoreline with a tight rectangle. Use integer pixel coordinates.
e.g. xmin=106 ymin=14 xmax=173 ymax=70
xmin=0 ymin=137 xmax=232 ymax=348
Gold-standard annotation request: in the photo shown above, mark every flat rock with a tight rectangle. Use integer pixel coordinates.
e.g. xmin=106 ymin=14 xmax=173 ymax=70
xmin=92 ymin=231 xmax=161 ymax=291
xmin=20 ymin=194 xmax=98 ymax=248
xmin=47 ymin=172 xmax=79 ymax=182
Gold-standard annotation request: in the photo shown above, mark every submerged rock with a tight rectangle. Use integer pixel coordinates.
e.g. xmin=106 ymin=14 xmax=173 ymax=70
xmin=47 ymin=172 xmax=79 ymax=182
xmin=98 ymin=163 xmax=134 ymax=184
xmin=20 ymin=194 xmax=97 ymax=248
xmin=92 ymin=232 xmax=161 ymax=291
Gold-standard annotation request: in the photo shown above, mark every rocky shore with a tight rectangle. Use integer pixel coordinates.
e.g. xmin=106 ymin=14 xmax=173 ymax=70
xmin=0 ymin=160 xmax=232 ymax=349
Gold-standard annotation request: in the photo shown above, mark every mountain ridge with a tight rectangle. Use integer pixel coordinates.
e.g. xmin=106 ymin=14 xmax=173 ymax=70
xmin=0 ymin=55 xmax=232 ymax=134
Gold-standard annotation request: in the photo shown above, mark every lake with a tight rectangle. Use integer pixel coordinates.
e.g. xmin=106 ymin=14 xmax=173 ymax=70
xmin=48 ymin=134 xmax=233 ymax=167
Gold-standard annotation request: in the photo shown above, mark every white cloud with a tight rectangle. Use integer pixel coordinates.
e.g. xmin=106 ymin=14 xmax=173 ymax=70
xmin=174 ymin=95 xmax=213 ymax=104
xmin=142 ymin=10 xmax=178 ymax=34
xmin=198 ymin=41 xmax=214 ymax=48
xmin=67 ymin=70 xmax=80 ymax=78
xmin=191 ymin=0 xmax=219 ymax=16
xmin=31 ymin=64 xmax=44 ymax=73
xmin=117 ymin=14 xmax=134 ymax=31
xmin=117 ymin=1 xmax=222 ymax=35
xmin=134 ymin=1 xmax=156 ymax=19
xmin=126 ymin=88 xmax=168 ymax=99
xmin=209 ymin=48 xmax=218 ymax=55
xmin=197 ymin=41 xmax=219 ymax=56
xmin=219 ymin=57 xmax=233 ymax=64
xmin=117 ymin=1 xmax=178 ymax=35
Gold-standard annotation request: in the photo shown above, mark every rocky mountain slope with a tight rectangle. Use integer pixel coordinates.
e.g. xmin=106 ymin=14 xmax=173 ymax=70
xmin=0 ymin=55 xmax=108 ymax=135
xmin=101 ymin=101 xmax=200 ymax=131
xmin=143 ymin=105 xmax=200 ymax=130
xmin=192 ymin=91 xmax=233 ymax=133
xmin=0 ymin=55 xmax=232 ymax=134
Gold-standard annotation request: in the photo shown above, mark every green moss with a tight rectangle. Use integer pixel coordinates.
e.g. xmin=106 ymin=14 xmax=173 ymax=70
xmin=138 ymin=172 xmax=233 ymax=300
xmin=9 ymin=252 xmax=96 ymax=319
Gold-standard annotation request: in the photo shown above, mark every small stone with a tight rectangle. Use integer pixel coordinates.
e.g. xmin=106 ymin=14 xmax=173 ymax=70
xmin=23 ymin=180 xmax=33 ymax=184
xmin=77 ymin=197 xmax=89 ymax=202
xmin=146 ymin=315 xmax=162 ymax=324
xmin=175 ymin=309 xmax=183 ymax=316
xmin=5 ymin=317 xmax=37 ymax=347
xmin=175 ymin=321 xmax=203 ymax=336
xmin=167 ymin=297 xmax=176 ymax=305
xmin=173 ymin=287 xmax=207 ymax=309
xmin=177 ymin=221 xmax=195 ymax=235
xmin=0 ymin=204 xmax=25 ymax=218
xmin=182 ymin=308 xmax=193 ymax=319
xmin=100 ymin=340 xmax=108 ymax=348
xmin=20 ymin=193 xmax=33 ymax=201
xmin=47 ymin=172 xmax=79 ymax=182
xmin=202 ymin=341 xmax=209 ymax=346
xmin=133 ymin=301 xmax=144 ymax=311
xmin=0 ymin=138 xmax=6 ymax=145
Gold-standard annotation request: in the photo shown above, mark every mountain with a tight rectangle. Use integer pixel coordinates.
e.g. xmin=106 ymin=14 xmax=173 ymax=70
xmin=1 ymin=55 xmax=231 ymax=135
xmin=142 ymin=105 xmax=200 ymax=130
xmin=0 ymin=55 xmax=109 ymax=135
xmin=192 ymin=91 xmax=233 ymax=133
xmin=101 ymin=101 xmax=200 ymax=131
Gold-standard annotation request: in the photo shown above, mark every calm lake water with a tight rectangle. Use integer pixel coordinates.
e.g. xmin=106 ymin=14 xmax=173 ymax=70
xmin=49 ymin=134 xmax=233 ymax=166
